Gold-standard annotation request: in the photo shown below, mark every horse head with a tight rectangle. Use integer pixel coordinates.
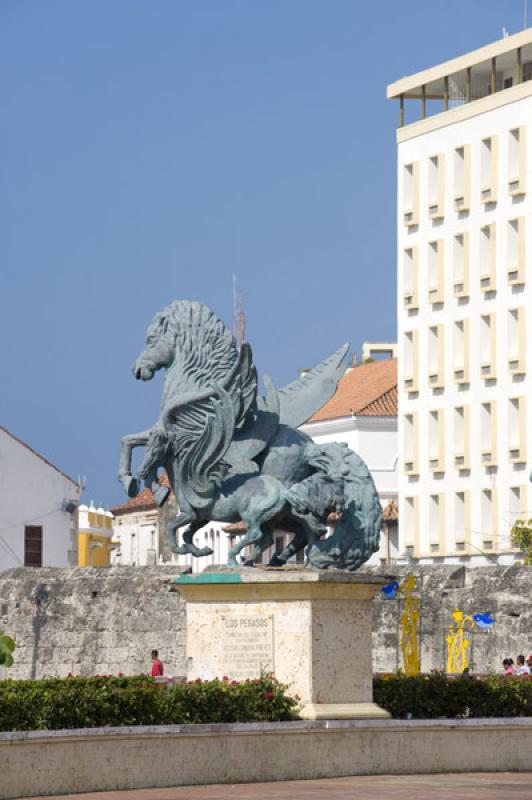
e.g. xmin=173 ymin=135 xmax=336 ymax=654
xmin=132 ymin=310 xmax=175 ymax=381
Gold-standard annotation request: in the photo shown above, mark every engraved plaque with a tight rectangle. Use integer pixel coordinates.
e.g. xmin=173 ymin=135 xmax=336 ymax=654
xmin=220 ymin=614 xmax=274 ymax=680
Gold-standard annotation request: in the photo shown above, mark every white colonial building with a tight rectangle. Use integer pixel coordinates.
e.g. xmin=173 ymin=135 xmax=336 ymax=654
xmin=0 ymin=425 xmax=81 ymax=570
xmin=388 ymin=29 xmax=532 ymax=563
xmin=110 ymin=487 xmax=163 ymax=567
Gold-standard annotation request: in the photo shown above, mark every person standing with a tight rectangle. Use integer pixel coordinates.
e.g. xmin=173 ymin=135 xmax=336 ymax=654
xmin=516 ymin=655 xmax=530 ymax=675
xmin=150 ymin=649 xmax=164 ymax=677
xmin=502 ymin=658 xmax=516 ymax=675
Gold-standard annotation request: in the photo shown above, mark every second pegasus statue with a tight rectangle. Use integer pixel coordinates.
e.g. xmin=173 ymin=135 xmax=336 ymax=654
xmin=118 ymin=300 xmax=382 ymax=570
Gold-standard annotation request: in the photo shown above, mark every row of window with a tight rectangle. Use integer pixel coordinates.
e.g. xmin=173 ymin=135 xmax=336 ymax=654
xmin=402 ymin=126 xmax=526 ymax=226
xmin=403 ymin=484 xmax=526 ymax=556
xmin=403 ymin=218 xmax=526 ymax=310
xmin=403 ymin=397 xmax=527 ymax=476
xmin=404 ymin=306 xmax=526 ymax=392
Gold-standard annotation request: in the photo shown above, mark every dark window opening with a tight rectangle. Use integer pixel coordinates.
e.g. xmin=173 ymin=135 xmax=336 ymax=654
xmin=24 ymin=526 xmax=43 ymax=567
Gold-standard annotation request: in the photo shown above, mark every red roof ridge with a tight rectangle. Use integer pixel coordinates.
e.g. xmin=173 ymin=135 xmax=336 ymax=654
xmin=111 ymin=472 xmax=171 ymax=516
xmin=306 ymin=358 xmax=397 ymax=423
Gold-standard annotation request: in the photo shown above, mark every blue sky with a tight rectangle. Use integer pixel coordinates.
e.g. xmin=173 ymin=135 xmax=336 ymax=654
xmin=0 ymin=1 xmax=527 ymax=506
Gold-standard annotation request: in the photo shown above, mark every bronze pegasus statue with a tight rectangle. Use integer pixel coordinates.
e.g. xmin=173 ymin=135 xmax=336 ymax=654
xmin=118 ymin=300 xmax=381 ymax=569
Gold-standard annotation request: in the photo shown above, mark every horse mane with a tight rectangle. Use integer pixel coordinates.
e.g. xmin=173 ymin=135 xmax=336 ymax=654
xmin=145 ymin=300 xmax=257 ymax=512
xmin=152 ymin=300 xmax=239 ymax=390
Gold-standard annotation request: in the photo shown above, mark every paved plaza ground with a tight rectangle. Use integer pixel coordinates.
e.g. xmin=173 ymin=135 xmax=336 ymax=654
xmin=27 ymin=773 xmax=532 ymax=800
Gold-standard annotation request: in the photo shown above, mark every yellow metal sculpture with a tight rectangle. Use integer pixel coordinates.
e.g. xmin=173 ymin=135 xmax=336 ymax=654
xmin=446 ymin=609 xmax=474 ymax=674
xmin=398 ymin=574 xmax=420 ymax=675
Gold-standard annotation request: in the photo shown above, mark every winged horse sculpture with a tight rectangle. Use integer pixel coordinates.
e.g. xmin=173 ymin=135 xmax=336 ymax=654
xmin=118 ymin=300 xmax=381 ymax=569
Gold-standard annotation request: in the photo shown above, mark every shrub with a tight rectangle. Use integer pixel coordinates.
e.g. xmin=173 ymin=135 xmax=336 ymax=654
xmin=373 ymin=673 xmax=532 ymax=719
xmin=0 ymin=632 xmax=15 ymax=668
xmin=0 ymin=674 xmax=298 ymax=732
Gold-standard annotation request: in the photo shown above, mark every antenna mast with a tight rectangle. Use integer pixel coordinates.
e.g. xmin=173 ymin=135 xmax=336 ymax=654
xmin=232 ymin=273 xmax=246 ymax=348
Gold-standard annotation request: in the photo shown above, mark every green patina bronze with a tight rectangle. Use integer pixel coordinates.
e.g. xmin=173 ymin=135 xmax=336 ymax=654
xmin=118 ymin=300 xmax=381 ymax=570
xmin=171 ymin=573 xmax=243 ymax=585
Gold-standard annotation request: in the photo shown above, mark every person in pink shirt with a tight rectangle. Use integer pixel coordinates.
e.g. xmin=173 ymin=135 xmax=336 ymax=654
xmin=150 ymin=649 xmax=164 ymax=677
xmin=502 ymin=658 xmax=517 ymax=675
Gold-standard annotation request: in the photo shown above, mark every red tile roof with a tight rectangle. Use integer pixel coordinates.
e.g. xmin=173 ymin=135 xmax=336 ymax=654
xmin=0 ymin=424 xmax=79 ymax=486
xmin=307 ymin=359 xmax=397 ymax=423
xmin=111 ymin=472 xmax=171 ymax=516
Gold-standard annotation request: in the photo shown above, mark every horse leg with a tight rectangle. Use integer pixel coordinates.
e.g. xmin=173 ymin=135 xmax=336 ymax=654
xmin=142 ymin=465 xmax=170 ymax=507
xmin=167 ymin=512 xmax=196 ymax=554
xmin=242 ymin=527 xmax=274 ymax=567
xmin=270 ymin=518 xmax=308 ymax=566
xmin=117 ymin=429 xmax=152 ymax=497
xmin=175 ymin=519 xmax=214 ymax=558
xmin=228 ymin=521 xmax=266 ymax=567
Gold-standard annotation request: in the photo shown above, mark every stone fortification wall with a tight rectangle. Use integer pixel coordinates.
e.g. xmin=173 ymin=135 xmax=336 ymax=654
xmin=372 ymin=565 xmax=532 ymax=674
xmin=0 ymin=566 xmax=186 ymax=680
xmin=0 ymin=565 xmax=531 ymax=679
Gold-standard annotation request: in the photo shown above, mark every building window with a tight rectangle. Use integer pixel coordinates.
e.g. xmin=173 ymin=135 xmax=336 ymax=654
xmin=454 ymin=491 xmax=466 ymax=550
xmin=480 ymin=314 xmax=496 ymax=379
xmin=24 ymin=526 xmax=43 ymax=567
xmin=508 ymin=397 xmax=526 ymax=463
xmin=480 ymin=224 xmax=496 ymax=291
xmin=403 ymin=330 xmax=418 ymax=392
xmin=508 ymin=127 xmax=526 ymax=196
xmin=403 ymin=162 xmax=419 ymax=226
xmin=480 ymin=401 xmax=497 ymax=466
xmin=404 ymin=414 xmax=418 ymax=475
xmin=428 ymin=154 xmax=445 ymax=218
xmin=428 ymin=410 xmax=444 ymax=472
xmin=403 ymin=497 xmax=416 ymax=549
xmin=403 ymin=247 xmax=418 ymax=309
xmin=429 ymin=494 xmax=441 ymax=546
xmin=453 ymin=320 xmax=469 ymax=383
xmin=428 ymin=325 xmax=444 ymax=388
xmin=481 ymin=490 xmax=493 ymax=538
xmin=507 ymin=308 xmax=525 ymax=375
xmin=453 ymin=233 xmax=469 ymax=297
xmin=509 ymin=486 xmax=521 ymax=528
xmin=428 ymin=240 xmax=444 ymax=303
xmin=507 ymin=219 xmax=525 ymax=285
xmin=480 ymin=136 xmax=498 ymax=203
xmin=453 ymin=145 xmax=470 ymax=211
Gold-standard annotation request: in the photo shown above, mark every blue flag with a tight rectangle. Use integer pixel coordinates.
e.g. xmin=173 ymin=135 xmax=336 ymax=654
xmin=473 ymin=612 xmax=494 ymax=629
xmin=381 ymin=580 xmax=399 ymax=600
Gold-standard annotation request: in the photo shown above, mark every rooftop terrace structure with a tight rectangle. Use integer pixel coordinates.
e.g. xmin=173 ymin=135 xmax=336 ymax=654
xmin=388 ymin=29 xmax=532 ymax=137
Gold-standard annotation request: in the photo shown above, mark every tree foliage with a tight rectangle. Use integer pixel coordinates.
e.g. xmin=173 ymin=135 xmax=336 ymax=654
xmin=0 ymin=632 xmax=15 ymax=669
xmin=511 ymin=518 xmax=532 ymax=565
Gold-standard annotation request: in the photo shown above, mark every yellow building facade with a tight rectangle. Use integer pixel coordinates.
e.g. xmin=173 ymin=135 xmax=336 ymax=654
xmin=78 ymin=503 xmax=115 ymax=567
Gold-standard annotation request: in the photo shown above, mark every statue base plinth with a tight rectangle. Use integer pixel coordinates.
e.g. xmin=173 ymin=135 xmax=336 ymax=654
xmin=171 ymin=567 xmax=390 ymax=720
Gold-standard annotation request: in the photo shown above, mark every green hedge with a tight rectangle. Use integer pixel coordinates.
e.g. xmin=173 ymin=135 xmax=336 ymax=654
xmin=374 ymin=674 xmax=532 ymax=719
xmin=2 ymin=673 xmax=530 ymax=731
xmin=0 ymin=675 xmax=298 ymax=732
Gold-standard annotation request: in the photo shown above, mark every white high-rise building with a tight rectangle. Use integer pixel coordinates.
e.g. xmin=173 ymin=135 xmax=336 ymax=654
xmin=388 ymin=30 xmax=532 ymax=564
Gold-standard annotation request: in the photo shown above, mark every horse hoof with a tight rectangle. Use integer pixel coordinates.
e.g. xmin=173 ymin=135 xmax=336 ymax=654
xmin=126 ymin=477 xmax=140 ymax=498
xmin=268 ymin=555 xmax=287 ymax=567
xmin=198 ymin=547 xmax=214 ymax=557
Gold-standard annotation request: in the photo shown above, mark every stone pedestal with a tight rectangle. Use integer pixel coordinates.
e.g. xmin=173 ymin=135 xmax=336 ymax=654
xmin=171 ymin=567 xmax=390 ymax=720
